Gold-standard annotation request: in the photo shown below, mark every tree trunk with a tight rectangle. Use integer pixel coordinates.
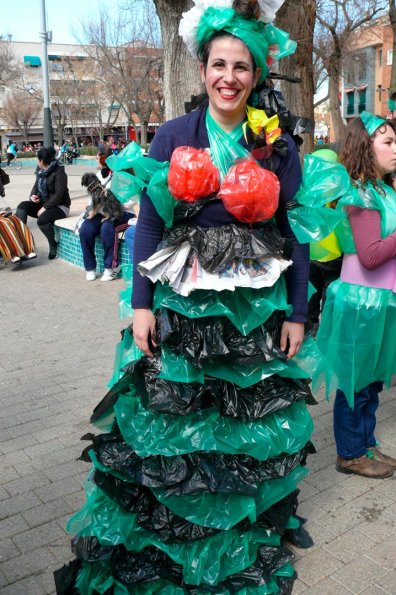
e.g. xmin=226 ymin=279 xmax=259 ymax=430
xmin=389 ymin=1 xmax=396 ymax=94
xmin=327 ymin=58 xmax=346 ymax=142
xmin=275 ymin=0 xmax=316 ymax=156
xmin=154 ymin=0 xmax=203 ymax=120
xmin=140 ymin=119 xmax=148 ymax=147
xmin=57 ymin=124 xmax=65 ymax=144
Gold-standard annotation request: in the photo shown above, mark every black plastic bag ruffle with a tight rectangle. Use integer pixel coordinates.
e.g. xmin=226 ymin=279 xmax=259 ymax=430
xmin=92 ymin=356 xmax=315 ymax=423
xmin=159 ymin=309 xmax=285 ymax=368
xmin=94 ymin=470 xmax=303 ymax=541
xmin=94 ymin=470 xmax=221 ymax=542
xmin=69 ymin=542 xmax=294 ymax=591
xmin=162 ymin=221 xmax=290 ymax=273
xmin=112 ymin=546 xmax=183 ymax=586
xmin=173 ymin=194 xmax=218 ymax=222
xmin=53 ymin=559 xmax=81 ymax=595
xmin=82 ymin=432 xmax=314 ymax=496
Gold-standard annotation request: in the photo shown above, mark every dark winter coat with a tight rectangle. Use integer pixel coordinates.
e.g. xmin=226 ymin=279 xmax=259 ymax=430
xmin=30 ymin=162 xmax=71 ymax=209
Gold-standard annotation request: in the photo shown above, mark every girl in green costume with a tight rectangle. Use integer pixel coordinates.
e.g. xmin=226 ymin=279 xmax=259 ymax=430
xmin=317 ymin=113 xmax=396 ymax=479
xmin=290 ymin=111 xmax=396 ymax=479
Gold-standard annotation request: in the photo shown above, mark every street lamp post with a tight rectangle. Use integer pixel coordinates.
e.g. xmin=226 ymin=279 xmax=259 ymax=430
xmin=39 ymin=0 xmax=54 ymax=147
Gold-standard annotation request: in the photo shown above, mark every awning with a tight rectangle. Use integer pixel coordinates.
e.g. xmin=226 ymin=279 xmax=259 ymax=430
xmin=357 ymin=85 xmax=367 ymax=91
xmin=48 ymin=54 xmax=61 ymax=60
xmin=24 ymin=55 xmax=41 ymax=67
xmin=344 ymin=88 xmax=355 ymax=93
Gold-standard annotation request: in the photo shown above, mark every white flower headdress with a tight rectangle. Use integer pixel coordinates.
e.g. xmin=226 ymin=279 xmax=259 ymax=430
xmin=179 ymin=0 xmax=287 ymax=58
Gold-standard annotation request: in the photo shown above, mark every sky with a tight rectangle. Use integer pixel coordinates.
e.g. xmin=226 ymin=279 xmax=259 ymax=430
xmin=1 ymin=0 xmax=121 ymax=45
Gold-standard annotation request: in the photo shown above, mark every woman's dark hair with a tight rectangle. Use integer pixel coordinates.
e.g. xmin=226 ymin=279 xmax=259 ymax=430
xmin=339 ymin=117 xmax=394 ymax=187
xmin=197 ymin=0 xmax=259 ymax=70
xmin=97 ymin=146 xmax=113 ymax=167
xmin=97 ymin=146 xmax=113 ymax=158
xmin=37 ymin=146 xmax=56 ymax=165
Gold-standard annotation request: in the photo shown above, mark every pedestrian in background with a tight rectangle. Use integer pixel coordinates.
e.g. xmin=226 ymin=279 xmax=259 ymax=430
xmin=15 ymin=146 xmax=70 ymax=259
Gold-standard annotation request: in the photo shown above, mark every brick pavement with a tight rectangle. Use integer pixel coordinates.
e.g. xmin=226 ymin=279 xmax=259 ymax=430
xmin=1 ymin=165 xmax=396 ymax=594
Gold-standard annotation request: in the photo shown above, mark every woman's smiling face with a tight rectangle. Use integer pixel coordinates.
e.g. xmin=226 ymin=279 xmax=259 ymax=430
xmin=200 ymin=35 xmax=261 ymax=129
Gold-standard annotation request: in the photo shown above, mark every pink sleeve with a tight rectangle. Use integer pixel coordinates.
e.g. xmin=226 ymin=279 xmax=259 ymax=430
xmin=347 ymin=206 xmax=396 ymax=270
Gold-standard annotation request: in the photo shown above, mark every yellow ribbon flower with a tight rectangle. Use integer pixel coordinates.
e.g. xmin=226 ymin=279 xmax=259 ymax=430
xmin=244 ymin=105 xmax=281 ymax=144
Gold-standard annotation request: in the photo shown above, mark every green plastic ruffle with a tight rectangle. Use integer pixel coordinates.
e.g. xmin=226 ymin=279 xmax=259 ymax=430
xmin=294 ymin=155 xmax=350 ymax=208
xmin=119 ymin=265 xmax=133 ymax=320
xmin=69 ymin=466 xmax=306 ymax=543
xmin=110 ymin=170 xmax=143 ymax=204
xmin=287 ymin=205 xmax=344 ymax=245
xmin=108 ymin=328 xmax=143 ymax=388
xmin=67 ymin=479 xmax=289 ymax=585
xmin=153 ymin=466 xmax=307 ymax=530
xmin=153 ymin=282 xmax=292 ymax=336
xmin=106 ymin=141 xmax=143 ymax=172
xmin=114 ymin=395 xmax=313 ymax=459
xmin=74 ymin=560 xmax=292 ymax=594
xmin=314 ymin=279 xmax=396 ymax=405
xmin=159 ymin=337 xmax=322 ymax=388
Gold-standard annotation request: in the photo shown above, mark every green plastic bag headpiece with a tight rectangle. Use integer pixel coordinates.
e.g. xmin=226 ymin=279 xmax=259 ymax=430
xmin=180 ymin=5 xmax=296 ymax=85
xmin=360 ymin=111 xmax=386 ymax=137
xmin=388 ymin=98 xmax=396 ymax=112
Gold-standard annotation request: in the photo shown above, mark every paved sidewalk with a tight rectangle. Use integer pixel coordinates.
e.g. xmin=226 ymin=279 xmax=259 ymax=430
xmin=1 ymin=166 xmax=396 ymax=594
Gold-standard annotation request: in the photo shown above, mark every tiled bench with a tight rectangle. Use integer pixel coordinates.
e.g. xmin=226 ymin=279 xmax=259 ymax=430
xmin=55 ymin=216 xmax=131 ymax=273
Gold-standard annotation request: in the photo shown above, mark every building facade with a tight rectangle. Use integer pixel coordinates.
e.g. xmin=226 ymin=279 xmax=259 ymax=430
xmin=341 ymin=16 xmax=394 ymax=121
xmin=0 ymin=40 xmax=163 ymax=151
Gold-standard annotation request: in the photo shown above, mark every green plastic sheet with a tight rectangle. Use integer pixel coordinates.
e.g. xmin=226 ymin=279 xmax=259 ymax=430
xmin=154 ymin=467 xmax=308 ymax=530
xmin=294 ymin=155 xmax=351 ymax=207
xmin=75 ymin=560 xmax=290 ymax=595
xmin=114 ymin=395 xmax=313 ymax=460
xmin=288 ymin=204 xmax=344 ymax=245
xmin=146 ymin=164 xmax=177 ymax=228
xmin=68 ymin=479 xmax=289 ymax=585
xmin=110 ymin=170 xmax=143 ymax=204
xmin=153 ymin=283 xmax=292 ymax=336
xmin=314 ymin=279 xmax=396 ymax=406
xmin=106 ymin=141 xmax=143 ymax=172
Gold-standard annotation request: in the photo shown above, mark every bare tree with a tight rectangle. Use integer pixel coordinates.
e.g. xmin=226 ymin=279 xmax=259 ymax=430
xmin=78 ymin=4 xmax=163 ymax=145
xmin=0 ymin=37 xmax=21 ymax=85
xmin=2 ymin=91 xmax=40 ymax=144
xmin=314 ymin=0 xmax=386 ymax=141
xmin=275 ymin=0 xmax=317 ymax=154
xmin=151 ymin=0 xmax=203 ymax=119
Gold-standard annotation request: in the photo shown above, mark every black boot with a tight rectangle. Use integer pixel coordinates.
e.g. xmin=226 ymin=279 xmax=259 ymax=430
xmin=15 ymin=208 xmax=28 ymax=224
xmin=38 ymin=223 xmax=58 ymax=259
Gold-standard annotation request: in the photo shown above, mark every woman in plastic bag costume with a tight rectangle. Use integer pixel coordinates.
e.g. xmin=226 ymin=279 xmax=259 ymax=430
xmin=289 ymin=112 xmax=396 ymax=480
xmin=55 ymin=1 xmax=319 ymax=592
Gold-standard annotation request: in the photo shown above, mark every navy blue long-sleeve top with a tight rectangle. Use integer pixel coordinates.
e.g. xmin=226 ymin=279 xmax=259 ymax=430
xmin=132 ymin=107 xmax=309 ymax=323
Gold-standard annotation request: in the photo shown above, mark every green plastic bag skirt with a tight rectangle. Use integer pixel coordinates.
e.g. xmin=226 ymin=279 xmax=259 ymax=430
xmin=315 ymin=279 xmax=396 ymax=406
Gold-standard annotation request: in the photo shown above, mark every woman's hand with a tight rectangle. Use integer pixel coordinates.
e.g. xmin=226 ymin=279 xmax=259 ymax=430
xmin=30 ymin=195 xmax=40 ymax=203
xmin=133 ymin=308 xmax=158 ymax=357
xmin=280 ymin=321 xmax=305 ymax=359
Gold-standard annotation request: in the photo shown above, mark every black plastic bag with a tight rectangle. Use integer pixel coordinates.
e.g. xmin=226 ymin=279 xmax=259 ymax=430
xmin=84 ymin=431 xmax=313 ymax=497
xmin=71 ymin=535 xmax=114 ymax=562
xmin=92 ymin=471 xmax=305 ymax=540
xmin=159 ymin=309 xmax=285 ymax=368
xmin=112 ymin=546 xmax=184 ymax=587
xmin=163 ymin=221 xmax=289 ymax=273
xmin=53 ymin=559 xmax=81 ymax=595
xmin=94 ymin=470 xmax=302 ymax=542
xmin=129 ymin=356 xmax=316 ymax=420
xmin=68 ymin=541 xmax=294 ymax=591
